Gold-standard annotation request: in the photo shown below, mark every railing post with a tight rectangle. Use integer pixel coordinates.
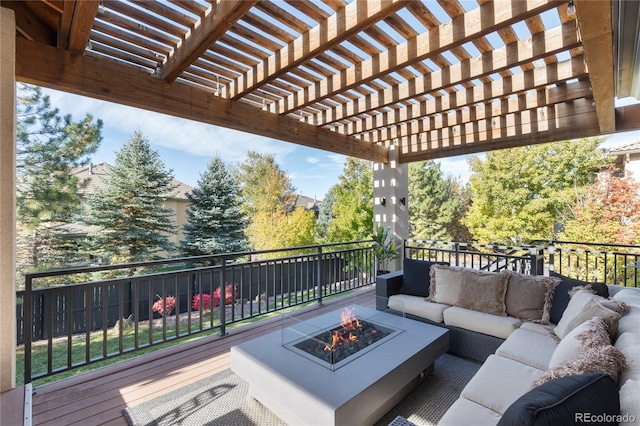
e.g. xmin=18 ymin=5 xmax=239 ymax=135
xmin=529 ymin=247 xmax=544 ymax=275
xmin=548 ymin=243 xmax=555 ymax=273
xmin=218 ymin=257 xmax=227 ymax=336
xmin=316 ymin=246 xmax=323 ymax=306
xmin=453 ymin=242 xmax=460 ymax=266
xmin=24 ymin=275 xmax=33 ymax=385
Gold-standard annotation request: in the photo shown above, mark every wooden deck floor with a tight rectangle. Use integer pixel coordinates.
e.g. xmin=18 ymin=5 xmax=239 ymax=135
xmin=21 ymin=287 xmax=377 ymax=426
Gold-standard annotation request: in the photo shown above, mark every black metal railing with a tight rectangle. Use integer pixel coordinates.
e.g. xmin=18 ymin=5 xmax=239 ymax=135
xmin=19 ymin=241 xmax=375 ymax=385
xmin=403 ymin=240 xmax=545 ymax=275
xmin=543 ymin=240 xmax=640 ymax=286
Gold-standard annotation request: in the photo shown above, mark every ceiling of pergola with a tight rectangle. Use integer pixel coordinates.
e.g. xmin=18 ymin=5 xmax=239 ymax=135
xmin=6 ymin=0 xmax=640 ymax=164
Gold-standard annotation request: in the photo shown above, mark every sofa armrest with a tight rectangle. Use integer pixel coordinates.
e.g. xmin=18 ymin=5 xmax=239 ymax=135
xmin=376 ymin=270 xmax=404 ymax=310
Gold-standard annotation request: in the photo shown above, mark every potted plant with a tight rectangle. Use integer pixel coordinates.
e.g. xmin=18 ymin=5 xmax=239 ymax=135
xmin=372 ymin=224 xmax=400 ymax=275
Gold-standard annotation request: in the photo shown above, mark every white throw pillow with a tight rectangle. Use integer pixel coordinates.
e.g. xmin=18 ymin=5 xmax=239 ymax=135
xmin=549 ymin=318 xmax=611 ymax=369
xmin=555 ymin=289 xmax=623 ymax=339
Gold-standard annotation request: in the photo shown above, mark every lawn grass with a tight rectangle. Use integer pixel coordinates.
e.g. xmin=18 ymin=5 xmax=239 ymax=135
xmin=18 ymin=290 xmax=352 ymax=387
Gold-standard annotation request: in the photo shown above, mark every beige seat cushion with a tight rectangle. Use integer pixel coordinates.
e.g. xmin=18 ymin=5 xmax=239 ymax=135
xmin=618 ymin=309 xmax=640 ymax=335
xmin=496 ymin=328 xmax=558 ymax=370
xmin=615 ymin=332 xmax=640 ymax=384
xmin=613 ymin=288 xmax=640 ymax=308
xmin=443 ymin=307 xmax=521 ymax=339
xmin=461 ymin=355 xmax=545 ymax=415
xmin=387 ymin=294 xmax=449 ymax=323
xmin=437 ymin=398 xmax=501 ymax=426
xmin=619 ymin=379 xmax=640 ymax=426
xmin=519 ymin=322 xmax=555 ymax=336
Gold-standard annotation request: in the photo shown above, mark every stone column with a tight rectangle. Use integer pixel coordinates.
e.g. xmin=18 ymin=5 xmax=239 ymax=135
xmin=0 ymin=6 xmax=17 ymax=391
xmin=373 ymin=145 xmax=408 ymax=272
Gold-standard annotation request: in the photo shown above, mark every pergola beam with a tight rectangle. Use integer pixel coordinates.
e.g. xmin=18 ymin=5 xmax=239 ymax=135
xmin=358 ymin=80 xmax=593 ymax=143
xmin=58 ymin=0 xmax=100 ymax=52
xmin=161 ymin=0 xmax=258 ymax=82
xmin=615 ymin=103 xmax=640 ymax=132
xmin=574 ymin=0 xmax=615 ymax=132
xmin=311 ymin=21 xmax=580 ymax=126
xmin=5 ymin=1 xmax=56 ymax=45
xmin=228 ymin=0 xmax=411 ymax=100
xmin=16 ymin=37 xmax=388 ymax=163
xmin=274 ymin=0 xmax=563 ymax=115
xmin=399 ymin=102 xmax=600 ymax=162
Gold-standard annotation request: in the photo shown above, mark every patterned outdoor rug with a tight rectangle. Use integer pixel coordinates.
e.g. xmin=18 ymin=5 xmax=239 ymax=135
xmin=123 ymin=353 xmax=481 ymax=426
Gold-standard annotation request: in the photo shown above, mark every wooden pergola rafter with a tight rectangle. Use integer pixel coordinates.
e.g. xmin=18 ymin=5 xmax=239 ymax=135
xmin=5 ymin=0 xmax=638 ymax=164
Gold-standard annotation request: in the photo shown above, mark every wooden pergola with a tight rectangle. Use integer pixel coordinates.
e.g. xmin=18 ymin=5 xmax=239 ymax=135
xmin=1 ymin=0 xmax=640 ymax=394
xmin=6 ymin=0 xmax=640 ymax=165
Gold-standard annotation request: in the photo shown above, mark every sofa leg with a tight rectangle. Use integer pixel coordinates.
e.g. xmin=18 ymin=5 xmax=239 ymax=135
xmin=420 ymin=363 xmax=434 ymax=378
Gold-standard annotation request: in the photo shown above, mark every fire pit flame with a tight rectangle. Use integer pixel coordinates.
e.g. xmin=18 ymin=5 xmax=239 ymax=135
xmin=324 ymin=307 xmax=362 ymax=352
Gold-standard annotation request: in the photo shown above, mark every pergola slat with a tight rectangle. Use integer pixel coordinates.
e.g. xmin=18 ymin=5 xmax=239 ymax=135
xmin=15 ymin=37 xmax=389 ymax=164
xmin=273 ymin=0 xmax=564 ymax=116
xmin=3 ymin=0 xmax=634 ymax=164
xmin=228 ymin=0 xmax=411 ymax=99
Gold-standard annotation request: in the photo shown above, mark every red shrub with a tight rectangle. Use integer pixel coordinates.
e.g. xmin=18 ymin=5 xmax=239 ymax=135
xmin=152 ymin=295 xmax=176 ymax=316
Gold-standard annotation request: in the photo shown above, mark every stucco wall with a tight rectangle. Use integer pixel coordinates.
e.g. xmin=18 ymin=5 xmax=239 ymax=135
xmin=1 ymin=6 xmax=17 ymax=391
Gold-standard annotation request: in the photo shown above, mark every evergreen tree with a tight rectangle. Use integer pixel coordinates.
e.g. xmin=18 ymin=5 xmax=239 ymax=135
xmin=16 ymin=84 xmax=102 ymax=268
xmin=464 ymin=138 xmax=610 ymax=244
xmin=326 ymin=158 xmax=373 ymax=242
xmin=316 ymin=185 xmax=336 ymax=241
xmin=445 ymin=176 xmax=473 ymax=242
xmin=408 ymin=161 xmax=458 ymax=241
xmin=181 ymin=156 xmax=249 ymax=256
xmin=86 ymin=131 xmax=177 ymax=262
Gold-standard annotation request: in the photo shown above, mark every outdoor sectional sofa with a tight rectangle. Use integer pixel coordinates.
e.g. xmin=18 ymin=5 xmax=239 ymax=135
xmin=376 ymin=259 xmax=640 ymax=425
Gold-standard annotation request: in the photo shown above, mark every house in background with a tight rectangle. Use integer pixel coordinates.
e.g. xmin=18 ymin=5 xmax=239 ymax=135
xmin=294 ymin=194 xmax=321 ymax=216
xmin=66 ymin=163 xmax=194 ymax=258
xmin=609 ymin=141 xmax=640 ymax=179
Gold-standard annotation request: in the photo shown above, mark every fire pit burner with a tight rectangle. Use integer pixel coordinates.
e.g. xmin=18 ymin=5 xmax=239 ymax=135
xmin=285 ymin=306 xmax=399 ymax=369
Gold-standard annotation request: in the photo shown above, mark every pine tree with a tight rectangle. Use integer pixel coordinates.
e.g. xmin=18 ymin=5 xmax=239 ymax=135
xmin=16 ymin=84 xmax=102 ymax=268
xmin=316 ymin=186 xmax=336 ymax=241
xmin=86 ymin=131 xmax=177 ymax=262
xmin=408 ymin=161 xmax=458 ymax=241
xmin=181 ymin=156 xmax=249 ymax=256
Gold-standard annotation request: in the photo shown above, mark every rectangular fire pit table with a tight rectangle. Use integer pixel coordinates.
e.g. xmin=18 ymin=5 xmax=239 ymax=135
xmin=231 ymin=304 xmax=449 ymax=426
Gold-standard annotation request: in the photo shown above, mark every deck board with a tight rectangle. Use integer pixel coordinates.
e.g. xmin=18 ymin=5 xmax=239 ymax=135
xmin=28 ymin=287 xmax=376 ymax=425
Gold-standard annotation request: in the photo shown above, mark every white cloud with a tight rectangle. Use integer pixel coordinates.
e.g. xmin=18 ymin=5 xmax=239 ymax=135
xmin=434 ymin=155 xmax=478 ymax=183
xmin=306 ymin=156 xmax=320 ymax=164
xmin=42 ymin=87 xmax=297 ymax=165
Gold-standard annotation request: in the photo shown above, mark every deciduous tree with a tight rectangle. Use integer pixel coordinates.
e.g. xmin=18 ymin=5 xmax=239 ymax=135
xmin=236 ymin=152 xmax=315 ymax=253
xmin=86 ymin=131 xmax=177 ymax=262
xmin=181 ymin=156 xmax=248 ymax=256
xmin=463 ymin=138 xmax=610 ymax=244
xmin=560 ymin=166 xmax=640 ymax=245
xmin=326 ymin=158 xmax=373 ymax=242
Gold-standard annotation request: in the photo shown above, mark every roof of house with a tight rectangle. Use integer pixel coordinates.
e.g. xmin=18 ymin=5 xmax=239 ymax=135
xmin=71 ymin=163 xmax=193 ymax=200
xmin=609 ymin=141 xmax=640 ymax=155
xmin=294 ymin=195 xmax=321 ymax=212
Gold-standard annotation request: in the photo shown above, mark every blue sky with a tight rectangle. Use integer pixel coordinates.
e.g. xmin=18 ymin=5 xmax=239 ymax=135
xmin=41 ymin=89 xmax=639 ymax=201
